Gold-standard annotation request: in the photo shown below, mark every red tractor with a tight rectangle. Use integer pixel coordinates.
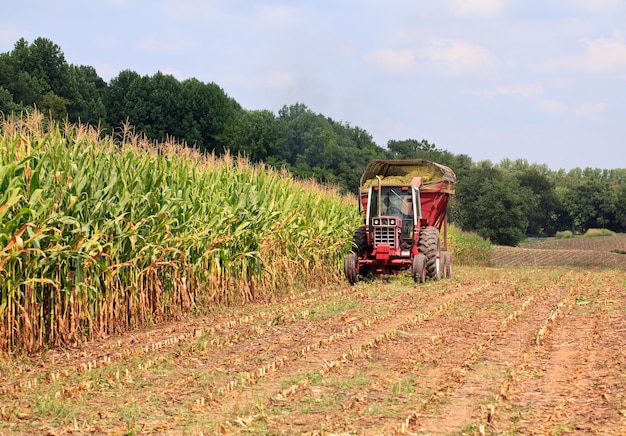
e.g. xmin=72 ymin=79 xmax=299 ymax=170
xmin=344 ymin=159 xmax=456 ymax=284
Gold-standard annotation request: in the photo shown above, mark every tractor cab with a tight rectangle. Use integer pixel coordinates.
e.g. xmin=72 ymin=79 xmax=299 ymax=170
xmin=366 ymin=185 xmax=419 ymax=252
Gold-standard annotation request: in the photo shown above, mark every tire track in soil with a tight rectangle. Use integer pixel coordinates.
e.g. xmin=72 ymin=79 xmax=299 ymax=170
xmin=4 ymin=269 xmax=625 ymax=435
xmin=182 ymin=280 xmax=474 ymax=423
xmin=0 ymin=277 xmax=461 ymax=434
xmin=0 ymin=283 xmax=376 ymax=394
xmin=214 ymin=271 xmax=548 ymax=434
xmin=403 ymin=278 xmax=572 ymax=434
xmin=323 ymin=275 xmax=564 ymax=435
xmin=495 ymin=274 xmax=626 ymax=435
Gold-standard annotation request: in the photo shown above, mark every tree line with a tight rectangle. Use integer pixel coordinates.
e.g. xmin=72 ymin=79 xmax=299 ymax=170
xmin=2 ymin=37 xmax=625 ymax=246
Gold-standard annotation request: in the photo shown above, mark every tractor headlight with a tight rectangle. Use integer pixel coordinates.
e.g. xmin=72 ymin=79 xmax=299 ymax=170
xmin=389 ymin=219 xmax=396 ymax=226
xmin=373 ymin=218 xmax=380 ymax=225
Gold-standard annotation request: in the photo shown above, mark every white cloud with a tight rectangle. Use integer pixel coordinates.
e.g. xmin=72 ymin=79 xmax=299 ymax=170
xmin=468 ymin=82 xmax=543 ymax=99
xmin=362 ymin=49 xmax=415 ymax=75
xmin=164 ymin=0 xmax=300 ymax=32
xmin=364 ymin=39 xmax=499 ymax=76
xmin=540 ymin=33 xmax=626 ymax=73
xmin=136 ymin=37 xmax=197 ymax=54
xmin=449 ymin=0 xmax=506 ymax=18
xmin=417 ymin=39 xmax=499 ymax=75
xmin=164 ymin=0 xmax=221 ymax=22
xmin=540 ymin=99 xmax=567 ymax=115
xmin=567 ymin=0 xmax=622 ymax=14
xmin=575 ymin=102 xmax=607 ymax=117
xmin=256 ymin=4 xmax=301 ymax=29
xmin=222 ymin=70 xmax=295 ymax=89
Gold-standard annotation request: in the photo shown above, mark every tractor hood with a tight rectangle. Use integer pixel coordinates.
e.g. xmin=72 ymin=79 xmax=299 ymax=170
xmin=360 ymin=159 xmax=456 ymax=193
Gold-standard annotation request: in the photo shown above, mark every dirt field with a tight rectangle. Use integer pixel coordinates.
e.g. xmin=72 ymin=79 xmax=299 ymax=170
xmin=1 ymin=265 xmax=625 ymax=435
xmin=492 ymin=234 xmax=626 ymax=270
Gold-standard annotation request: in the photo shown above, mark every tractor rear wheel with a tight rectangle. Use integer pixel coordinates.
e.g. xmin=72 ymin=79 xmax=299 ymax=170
xmin=344 ymin=253 xmax=358 ymax=284
xmin=352 ymin=226 xmax=367 ymax=256
xmin=412 ymin=253 xmax=426 ymax=283
xmin=418 ymin=226 xmax=441 ymax=281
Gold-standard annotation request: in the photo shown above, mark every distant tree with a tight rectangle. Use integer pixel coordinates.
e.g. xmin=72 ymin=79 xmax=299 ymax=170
xmin=614 ymin=184 xmax=626 ymax=232
xmin=223 ymin=109 xmax=287 ymax=163
xmin=517 ymin=168 xmax=561 ymax=236
xmin=104 ymin=69 xmax=141 ymax=129
xmin=387 ymin=138 xmax=434 ymax=159
xmin=388 ymin=138 xmax=463 ymax=172
xmin=66 ymin=65 xmax=108 ymax=127
xmin=558 ymin=168 xmax=618 ymax=233
xmin=497 ymin=159 xmax=561 ymax=236
xmin=178 ymin=78 xmax=242 ymax=154
xmin=40 ymin=91 xmax=70 ymax=120
xmin=125 ymin=72 xmax=183 ymax=141
xmin=0 ymin=86 xmax=25 ymax=114
xmin=453 ymin=164 xmax=530 ymax=246
xmin=1 ymin=37 xmax=107 ymax=125
xmin=277 ymin=103 xmax=385 ymax=192
xmin=279 ymin=104 xmax=322 ymax=164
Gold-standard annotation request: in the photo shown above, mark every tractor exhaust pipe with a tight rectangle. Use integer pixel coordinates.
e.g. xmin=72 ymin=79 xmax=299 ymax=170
xmin=376 ymin=175 xmax=382 ymax=215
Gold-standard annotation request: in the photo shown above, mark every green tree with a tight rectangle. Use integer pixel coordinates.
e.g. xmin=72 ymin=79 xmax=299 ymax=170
xmin=123 ymin=72 xmax=182 ymax=141
xmin=104 ymin=69 xmax=141 ymax=129
xmin=178 ymin=78 xmax=242 ymax=154
xmin=278 ymin=103 xmax=385 ymax=192
xmin=66 ymin=65 xmax=108 ymax=126
xmin=498 ymin=159 xmax=561 ymax=236
xmin=0 ymin=86 xmax=25 ymax=114
xmin=453 ymin=164 xmax=530 ymax=246
xmin=387 ymin=138 xmax=436 ymax=159
xmin=223 ymin=109 xmax=287 ymax=164
xmin=558 ymin=168 xmax=617 ymax=233
xmin=40 ymin=91 xmax=70 ymax=120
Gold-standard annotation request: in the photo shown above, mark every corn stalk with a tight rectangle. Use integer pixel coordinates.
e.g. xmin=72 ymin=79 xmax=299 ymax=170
xmin=0 ymin=111 xmax=360 ymax=353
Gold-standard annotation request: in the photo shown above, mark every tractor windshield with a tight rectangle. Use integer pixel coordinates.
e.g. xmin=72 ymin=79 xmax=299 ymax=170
xmin=370 ymin=187 xmax=414 ymax=222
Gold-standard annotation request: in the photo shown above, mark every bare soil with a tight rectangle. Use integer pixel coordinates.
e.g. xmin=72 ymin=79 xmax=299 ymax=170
xmin=1 ymin=266 xmax=625 ymax=435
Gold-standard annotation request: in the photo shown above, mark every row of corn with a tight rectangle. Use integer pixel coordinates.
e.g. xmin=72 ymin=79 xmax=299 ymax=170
xmin=0 ymin=111 xmax=360 ymax=352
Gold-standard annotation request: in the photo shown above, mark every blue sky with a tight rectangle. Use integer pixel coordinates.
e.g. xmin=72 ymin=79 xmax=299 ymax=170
xmin=2 ymin=0 xmax=625 ymax=171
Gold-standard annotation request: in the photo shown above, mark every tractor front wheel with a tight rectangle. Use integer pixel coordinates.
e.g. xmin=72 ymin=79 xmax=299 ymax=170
xmin=344 ymin=253 xmax=359 ymax=284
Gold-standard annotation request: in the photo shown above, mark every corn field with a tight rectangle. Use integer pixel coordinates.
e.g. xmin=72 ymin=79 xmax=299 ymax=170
xmin=0 ymin=111 xmax=360 ymax=353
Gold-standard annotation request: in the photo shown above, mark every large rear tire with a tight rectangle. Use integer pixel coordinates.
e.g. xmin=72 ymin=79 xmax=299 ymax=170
xmin=344 ymin=253 xmax=358 ymax=285
xmin=412 ymin=253 xmax=426 ymax=283
xmin=418 ymin=226 xmax=441 ymax=281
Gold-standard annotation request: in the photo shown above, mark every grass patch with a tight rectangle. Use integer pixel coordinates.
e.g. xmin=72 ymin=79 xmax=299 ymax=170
xmin=448 ymin=225 xmax=492 ymax=267
xmin=390 ymin=376 xmax=417 ymax=395
xmin=584 ymin=228 xmax=615 ymax=237
xmin=555 ymin=230 xmax=574 ymax=239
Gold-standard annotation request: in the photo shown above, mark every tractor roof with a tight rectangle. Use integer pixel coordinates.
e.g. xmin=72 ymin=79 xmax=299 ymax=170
xmin=360 ymin=159 xmax=456 ymax=192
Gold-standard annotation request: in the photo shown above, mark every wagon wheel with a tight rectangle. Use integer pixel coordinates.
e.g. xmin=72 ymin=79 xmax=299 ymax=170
xmin=442 ymin=251 xmax=452 ymax=279
xmin=412 ymin=253 xmax=427 ymax=283
xmin=418 ymin=226 xmax=441 ymax=281
xmin=439 ymin=250 xmax=450 ymax=279
xmin=344 ymin=253 xmax=359 ymax=284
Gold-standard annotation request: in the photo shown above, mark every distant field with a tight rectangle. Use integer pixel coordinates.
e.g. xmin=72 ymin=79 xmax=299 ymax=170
xmin=491 ymin=234 xmax=626 ymax=269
